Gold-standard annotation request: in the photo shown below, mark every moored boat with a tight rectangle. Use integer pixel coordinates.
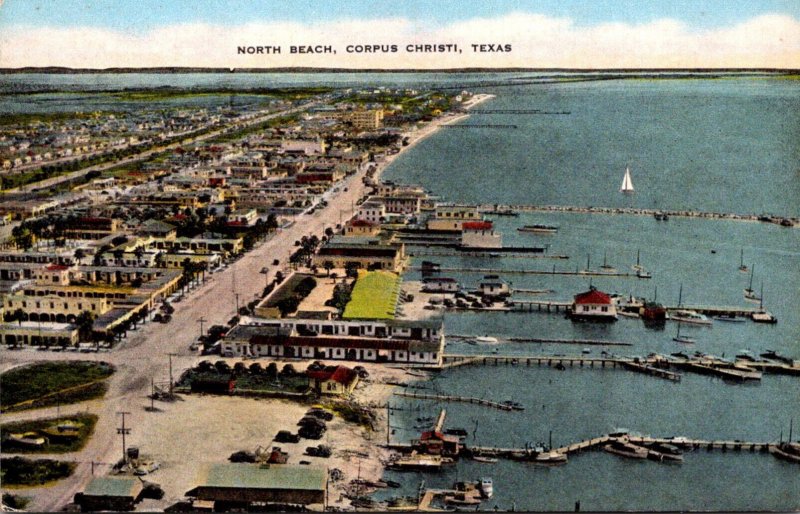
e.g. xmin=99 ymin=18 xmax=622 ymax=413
xmin=671 ymin=310 xmax=712 ymax=326
xmin=517 ymin=224 xmax=558 ymax=234
xmin=770 ymin=442 xmax=800 ymax=463
xmin=604 ymin=440 xmax=649 ymax=459
xmin=479 ymin=477 xmax=493 ymax=498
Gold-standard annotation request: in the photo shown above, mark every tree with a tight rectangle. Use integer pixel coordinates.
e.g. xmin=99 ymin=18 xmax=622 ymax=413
xmin=248 ymin=363 xmax=263 ymax=375
xmin=232 ymin=362 xmax=248 ymax=376
xmin=74 ymin=248 xmax=86 ymax=263
xmin=133 ymin=246 xmax=145 ymax=266
xmin=113 ymin=248 xmax=125 ymax=266
xmin=75 ymin=311 xmax=95 ymax=342
xmin=265 ymin=362 xmax=278 ymax=380
xmin=214 ymin=360 xmax=231 ymax=375
xmin=280 ymin=363 xmax=297 ymax=376
xmin=323 ymin=261 xmax=334 ymax=277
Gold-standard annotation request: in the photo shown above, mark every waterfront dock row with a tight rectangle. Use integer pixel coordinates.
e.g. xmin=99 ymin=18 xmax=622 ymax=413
xmin=410 ymin=266 xmax=647 ymax=278
xmin=437 ymin=353 xmax=800 ymax=382
xmin=479 ymin=203 xmax=798 ymax=227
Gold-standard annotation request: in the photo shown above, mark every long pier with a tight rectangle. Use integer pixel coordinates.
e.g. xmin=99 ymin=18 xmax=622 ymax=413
xmin=448 ymin=334 xmax=631 ymax=346
xmin=393 ymin=390 xmax=519 ymax=411
xmin=388 ymin=434 xmax=780 ymax=461
xmin=477 ymin=203 xmax=798 ymax=227
xmin=409 ymin=266 xmax=645 ymax=278
xmin=438 ymin=353 xmax=800 ymax=382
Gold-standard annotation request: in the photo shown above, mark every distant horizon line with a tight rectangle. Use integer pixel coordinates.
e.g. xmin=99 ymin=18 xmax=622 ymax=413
xmin=1 ymin=66 xmax=798 ymax=74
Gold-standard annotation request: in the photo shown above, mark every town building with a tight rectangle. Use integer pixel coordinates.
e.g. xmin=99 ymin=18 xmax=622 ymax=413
xmin=306 ymin=365 xmax=360 ymax=395
xmin=421 ymin=277 xmax=460 ymax=293
xmin=347 ymin=109 xmax=384 ymax=130
xmin=427 ymin=204 xmax=482 ymax=231
xmin=478 ymin=275 xmax=511 ymax=298
xmin=460 ymin=221 xmax=502 ymax=249
xmin=571 ymin=287 xmax=618 ymax=321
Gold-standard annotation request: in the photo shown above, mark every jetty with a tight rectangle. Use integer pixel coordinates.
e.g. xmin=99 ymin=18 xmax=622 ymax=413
xmin=475 ymin=203 xmax=798 ymax=228
xmin=448 ymin=335 xmax=631 ymax=346
xmin=409 ymin=265 xmax=646 ymax=278
xmin=393 ymin=390 xmax=521 ymax=411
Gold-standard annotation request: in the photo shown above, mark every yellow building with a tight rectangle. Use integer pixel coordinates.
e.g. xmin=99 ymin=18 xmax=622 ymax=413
xmin=347 ymin=109 xmax=384 ymax=130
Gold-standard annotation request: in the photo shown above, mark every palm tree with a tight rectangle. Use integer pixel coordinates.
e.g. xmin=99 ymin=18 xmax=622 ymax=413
xmin=133 ymin=246 xmax=145 ymax=266
xmin=74 ymin=248 xmax=86 ymax=264
xmin=75 ymin=311 xmax=95 ymax=342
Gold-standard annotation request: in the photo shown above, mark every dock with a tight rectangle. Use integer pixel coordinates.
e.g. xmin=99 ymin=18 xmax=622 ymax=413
xmin=437 ymin=353 xmax=800 ymax=382
xmin=448 ymin=335 xmax=631 ymax=346
xmin=410 ymin=266 xmax=646 ymax=278
xmin=394 ymin=390 xmax=520 ymax=411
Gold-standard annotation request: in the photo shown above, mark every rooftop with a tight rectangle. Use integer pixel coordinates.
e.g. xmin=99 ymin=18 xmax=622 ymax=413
xmin=342 ymin=270 xmax=400 ymax=321
xmin=193 ymin=463 xmax=327 ymax=492
xmin=83 ymin=477 xmax=143 ymax=498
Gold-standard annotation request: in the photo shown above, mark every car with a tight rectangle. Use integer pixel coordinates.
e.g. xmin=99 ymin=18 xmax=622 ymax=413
xmin=260 ymin=267 xmax=269 ymax=274
xmin=274 ymin=430 xmax=301 ymax=443
xmin=272 ymin=259 xmax=280 ymax=266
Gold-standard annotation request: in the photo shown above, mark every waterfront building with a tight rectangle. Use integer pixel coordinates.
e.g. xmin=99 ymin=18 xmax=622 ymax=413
xmin=344 ymin=219 xmax=381 ymax=237
xmin=306 ymin=365 xmax=360 ymax=395
xmin=571 ymin=287 xmax=618 ymax=321
xmin=461 ymin=220 xmax=502 ymax=248
xmin=356 ymin=200 xmax=387 ymax=224
xmin=313 ymin=238 xmax=405 ymax=273
xmin=477 ymin=275 xmax=511 ymax=298
xmin=427 ymin=204 xmax=482 ymax=231
xmin=421 ymin=277 xmax=460 ymax=293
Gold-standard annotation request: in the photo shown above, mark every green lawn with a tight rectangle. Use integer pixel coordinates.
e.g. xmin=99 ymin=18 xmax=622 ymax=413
xmin=1 ymin=362 xmax=114 ymax=412
xmin=1 ymin=414 xmax=98 ymax=454
xmin=0 ymin=457 xmax=76 ymax=487
xmin=342 ymin=270 xmax=400 ymax=320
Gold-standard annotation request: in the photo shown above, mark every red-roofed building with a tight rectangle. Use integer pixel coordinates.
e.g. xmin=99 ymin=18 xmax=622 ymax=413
xmin=344 ymin=218 xmax=380 ymax=237
xmin=414 ymin=430 xmax=461 ymax=456
xmin=571 ymin=287 xmax=617 ymax=322
xmin=461 ymin=220 xmax=502 ymax=249
xmin=306 ymin=365 xmax=359 ymax=395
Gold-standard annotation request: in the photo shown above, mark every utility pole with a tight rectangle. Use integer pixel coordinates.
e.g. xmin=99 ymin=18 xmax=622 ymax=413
xmin=197 ymin=317 xmax=206 ymax=339
xmin=116 ymin=411 xmax=131 ymax=463
xmin=167 ymin=353 xmax=177 ymax=395
xmin=234 ymin=292 xmax=240 ymax=314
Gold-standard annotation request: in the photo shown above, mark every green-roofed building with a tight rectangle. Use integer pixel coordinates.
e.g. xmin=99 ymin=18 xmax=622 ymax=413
xmin=186 ymin=463 xmax=327 ymax=508
xmin=78 ymin=477 xmax=144 ymax=511
xmin=342 ymin=270 xmax=401 ymax=320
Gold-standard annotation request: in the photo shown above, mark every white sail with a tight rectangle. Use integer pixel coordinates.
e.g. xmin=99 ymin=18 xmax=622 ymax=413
xmin=620 ymin=167 xmax=634 ymax=193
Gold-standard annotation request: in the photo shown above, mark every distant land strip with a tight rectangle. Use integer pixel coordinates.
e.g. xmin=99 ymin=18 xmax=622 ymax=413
xmin=1 ymin=66 xmax=798 ymax=74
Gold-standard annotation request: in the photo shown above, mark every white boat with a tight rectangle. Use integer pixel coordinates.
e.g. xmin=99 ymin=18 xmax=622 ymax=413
xmin=743 ymin=265 xmax=761 ymax=301
xmin=620 ymin=166 xmax=635 ymax=193
xmin=671 ymin=310 xmax=712 ymax=326
xmin=474 ymin=336 xmax=499 ymax=344
xmin=738 ymin=249 xmax=748 ymax=273
xmin=479 ymin=477 xmax=493 ymax=499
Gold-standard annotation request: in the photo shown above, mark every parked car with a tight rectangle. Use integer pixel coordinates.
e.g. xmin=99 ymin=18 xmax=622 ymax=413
xmin=274 ymin=430 xmax=301 ymax=443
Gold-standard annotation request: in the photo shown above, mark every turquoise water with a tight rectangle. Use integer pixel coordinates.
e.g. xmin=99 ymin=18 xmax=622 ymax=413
xmin=2 ymin=73 xmax=798 ymax=511
xmin=380 ymin=77 xmax=800 ymax=511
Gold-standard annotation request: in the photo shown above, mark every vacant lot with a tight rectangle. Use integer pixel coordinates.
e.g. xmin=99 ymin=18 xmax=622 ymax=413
xmin=1 ymin=413 xmax=98 ymax=454
xmin=1 ymin=361 xmax=114 ymax=412
xmin=0 ymin=457 xmax=76 ymax=487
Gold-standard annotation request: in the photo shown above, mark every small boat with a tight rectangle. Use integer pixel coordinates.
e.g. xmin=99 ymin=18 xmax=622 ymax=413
xmin=518 ymin=224 xmax=558 ymax=234
xmin=672 ymin=323 xmax=696 ymax=344
xmin=604 ymin=440 xmax=648 ymax=459
xmin=598 ymin=251 xmax=616 ymax=273
xmin=582 ymin=348 xmax=592 ymax=354
xmin=743 ymin=265 xmax=761 ymax=302
xmin=760 ymin=350 xmax=794 ymax=365
xmin=636 ymin=269 xmax=652 ymax=279
xmin=445 ymin=428 xmax=469 ymax=437
xmin=671 ymin=310 xmax=712 ymax=326
xmin=714 ymin=313 xmax=745 ymax=323
xmin=478 ymin=477 xmax=493 ymax=499
xmin=738 ymin=249 xmax=749 ymax=273
xmin=653 ymin=212 xmax=669 ymax=221
xmin=472 ymin=456 xmax=498 ymax=464
xmin=474 ymin=336 xmax=499 ymax=344
xmin=632 ymin=250 xmax=644 ymax=272
xmin=770 ymin=442 xmax=800 ymax=463
xmin=620 ymin=166 xmax=635 ymax=194
xmin=670 ymin=351 xmax=690 ymax=359
xmin=534 ymin=450 xmax=568 ymax=464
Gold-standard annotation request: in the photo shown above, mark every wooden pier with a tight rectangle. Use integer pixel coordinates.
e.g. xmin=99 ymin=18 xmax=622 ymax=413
xmin=510 ymin=300 xmax=571 ymax=312
xmin=394 ymin=390 xmax=519 ymax=411
xmin=448 ymin=335 xmax=631 ymax=346
xmin=438 ymin=353 xmax=800 ymax=382
xmin=410 ymin=265 xmax=645 ymax=278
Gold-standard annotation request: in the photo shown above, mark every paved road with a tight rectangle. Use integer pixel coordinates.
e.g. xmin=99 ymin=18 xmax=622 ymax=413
xmin=0 ymin=166 xmax=368 ymax=511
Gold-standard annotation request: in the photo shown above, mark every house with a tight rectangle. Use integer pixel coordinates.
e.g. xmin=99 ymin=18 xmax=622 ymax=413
xmin=426 ymin=204 xmax=481 ymax=231
xmin=356 ymin=201 xmax=386 ymax=224
xmin=137 ymin=219 xmax=177 ymax=240
xmin=344 ymin=219 xmax=380 ymax=237
xmin=76 ymin=477 xmax=144 ymax=512
xmin=413 ymin=430 xmax=462 ymax=457
xmin=313 ymin=239 xmax=405 ymax=273
xmin=571 ymin=287 xmax=618 ymax=322
xmin=346 ymin=109 xmax=384 ymax=130
xmin=421 ymin=277 xmax=460 ymax=293
xmin=306 ymin=365 xmax=359 ymax=395
xmin=460 ymin=221 xmax=502 ymax=249
xmin=477 ymin=275 xmax=510 ymax=298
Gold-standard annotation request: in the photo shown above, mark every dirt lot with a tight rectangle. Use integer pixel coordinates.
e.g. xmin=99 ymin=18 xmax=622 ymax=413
xmin=127 ymin=359 xmax=418 ymax=510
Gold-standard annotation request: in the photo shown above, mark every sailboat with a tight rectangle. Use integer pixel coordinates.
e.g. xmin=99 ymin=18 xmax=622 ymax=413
xmin=738 ymin=249 xmax=748 ymax=273
xmin=620 ymin=167 xmax=635 ymax=193
xmin=673 ymin=323 xmax=696 ymax=344
xmin=599 ymin=250 xmax=616 ymax=273
xmin=744 ymin=265 xmax=761 ymax=302
xmin=632 ymin=250 xmax=643 ymax=272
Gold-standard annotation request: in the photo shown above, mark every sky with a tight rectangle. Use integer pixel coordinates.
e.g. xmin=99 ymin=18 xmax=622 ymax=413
xmin=0 ymin=0 xmax=798 ymax=69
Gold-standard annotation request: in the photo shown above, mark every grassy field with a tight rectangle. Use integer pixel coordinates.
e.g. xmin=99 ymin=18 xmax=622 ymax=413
xmin=0 ymin=457 xmax=76 ymax=487
xmin=342 ymin=270 xmax=400 ymax=320
xmin=1 ymin=361 xmax=114 ymax=412
xmin=1 ymin=413 xmax=98 ymax=454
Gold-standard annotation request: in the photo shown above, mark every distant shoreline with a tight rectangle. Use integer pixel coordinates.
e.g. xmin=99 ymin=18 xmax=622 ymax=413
xmin=1 ymin=67 xmax=798 ymax=74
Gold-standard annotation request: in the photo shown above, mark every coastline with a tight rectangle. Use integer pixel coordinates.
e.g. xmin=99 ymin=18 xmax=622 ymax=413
xmin=369 ymin=93 xmax=495 ymax=183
